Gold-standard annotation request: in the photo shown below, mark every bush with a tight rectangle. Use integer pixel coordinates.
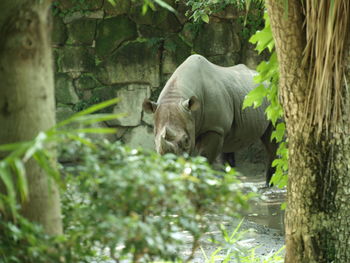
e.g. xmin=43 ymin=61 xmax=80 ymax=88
xmin=60 ymin=139 xmax=251 ymax=262
xmin=0 ymin=97 xmax=252 ymax=262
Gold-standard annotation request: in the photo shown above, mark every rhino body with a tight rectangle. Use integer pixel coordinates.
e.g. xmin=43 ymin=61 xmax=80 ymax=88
xmin=143 ymin=54 xmax=277 ymax=186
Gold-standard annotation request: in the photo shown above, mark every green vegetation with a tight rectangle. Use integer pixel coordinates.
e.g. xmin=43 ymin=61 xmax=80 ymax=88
xmin=185 ymin=0 xmax=264 ymax=40
xmin=201 ymin=220 xmax=285 ymax=263
xmin=0 ymin=99 xmax=255 ymax=263
xmin=243 ymin=12 xmax=288 ymax=189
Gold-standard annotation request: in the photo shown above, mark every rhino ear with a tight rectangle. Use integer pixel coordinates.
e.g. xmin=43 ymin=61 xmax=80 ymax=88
xmin=182 ymin=96 xmax=200 ymax=112
xmin=143 ymin=98 xmax=158 ymax=114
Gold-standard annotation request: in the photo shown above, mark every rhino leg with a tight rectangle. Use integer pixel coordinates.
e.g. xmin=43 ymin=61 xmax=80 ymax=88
xmin=195 ymin=131 xmax=223 ymax=164
xmin=219 ymin=152 xmax=235 ymax=167
xmin=260 ymin=122 xmax=279 ymax=187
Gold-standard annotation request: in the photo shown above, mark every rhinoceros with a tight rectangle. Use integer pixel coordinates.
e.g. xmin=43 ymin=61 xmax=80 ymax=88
xmin=143 ymin=54 xmax=277 ymax=186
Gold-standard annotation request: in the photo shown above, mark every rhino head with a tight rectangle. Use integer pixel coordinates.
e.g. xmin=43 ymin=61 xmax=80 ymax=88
xmin=142 ymin=96 xmax=200 ymax=156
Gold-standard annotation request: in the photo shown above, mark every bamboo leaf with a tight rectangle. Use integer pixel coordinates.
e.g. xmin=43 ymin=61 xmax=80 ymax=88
xmin=12 ymin=159 xmax=28 ymax=202
xmin=65 ymin=113 xmax=125 ymax=126
xmin=55 ymin=98 xmax=120 ymax=128
xmin=154 ymin=0 xmax=177 ymax=14
xmin=0 ymin=141 xmax=31 ymax=152
xmin=69 ymin=128 xmax=117 ymax=134
xmin=66 ymin=134 xmax=96 ymax=148
xmin=0 ymin=165 xmax=17 ymax=217
xmin=33 ymin=150 xmax=60 ymax=183
xmin=23 ymin=132 xmax=47 ymax=162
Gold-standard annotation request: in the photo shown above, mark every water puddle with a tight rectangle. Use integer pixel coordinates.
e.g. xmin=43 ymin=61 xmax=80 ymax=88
xmin=236 ymin=163 xmax=287 ymax=233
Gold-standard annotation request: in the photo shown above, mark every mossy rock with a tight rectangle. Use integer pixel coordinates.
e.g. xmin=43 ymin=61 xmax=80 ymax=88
xmin=207 ymin=53 xmax=240 ymax=67
xmin=57 ymin=46 xmax=95 ymax=72
xmin=107 ymin=84 xmax=151 ymax=126
xmin=84 ymin=86 xmax=121 ymax=113
xmin=180 ymin=22 xmax=199 ymax=44
xmin=162 ymin=35 xmax=191 ymax=74
xmin=52 ymin=14 xmax=67 ymax=46
xmin=72 ymin=85 xmax=114 ymax=112
xmin=56 ymin=104 xmax=75 ymax=123
xmin=123 ymin=125 xmax=155 ymax=150
xmin=138 ymin=25 xmax=164 ymax=38
xmin=74 ymin=74 xmax=101 ymax=90
xmin=67 ymin=18 xmax=96 ymax=45
xmin=55 ymin=73 xmax=79 ymax=105
xmin=91 ymin=86 xmax=118 ymax=102
xmin=193 ymin=21 xmax=241 ymax=56
xmin=58 ymin=0 xmax=103 ymax=11
xmin=96 ymin=41 xmax=160 ymax=87
xmin=95 ymin=15 xmax=137 ymax=58
xmin=129 ymin=4 xmax=182 ymax=33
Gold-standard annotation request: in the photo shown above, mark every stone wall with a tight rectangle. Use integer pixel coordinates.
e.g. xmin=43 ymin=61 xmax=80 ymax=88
xmin=53 ymin=0 xmax=265 ymax=150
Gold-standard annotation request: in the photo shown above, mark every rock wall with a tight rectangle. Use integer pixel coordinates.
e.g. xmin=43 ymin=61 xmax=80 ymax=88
xmin=53 ymin=0 xmax=265 ymax=150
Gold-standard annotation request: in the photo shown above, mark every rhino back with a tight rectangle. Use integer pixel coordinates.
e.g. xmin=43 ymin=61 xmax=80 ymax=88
xmin=223 ymin=65 xmax=270 ymax=152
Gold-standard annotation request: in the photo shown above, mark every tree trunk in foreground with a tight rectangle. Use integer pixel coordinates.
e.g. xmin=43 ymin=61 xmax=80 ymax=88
xmin=0 ymin=0 xmax=62 ymax=235
xmin=266 ymin=1 xmax=350 ymax=262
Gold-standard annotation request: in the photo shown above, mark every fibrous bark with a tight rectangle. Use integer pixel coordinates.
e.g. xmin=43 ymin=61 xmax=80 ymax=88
xmin=266 ymin=0 xmax=350 ymax=262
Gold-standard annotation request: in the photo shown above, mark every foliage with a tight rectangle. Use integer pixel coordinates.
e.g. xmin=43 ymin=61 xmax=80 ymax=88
xmin=243 ymin=12 xmax=288 ymax=189
xmin=138 ymin=0 xmax=177 ymax=15
xmin=184 ymin=0 xmax=264 ymax=39
xmin=60 ymin=139 xmax=252 ymax=262
xmin=0 ymin=215 xmax=66 ymax=263
xmin=236 ymin=9 xmax=265 ymax=41
xmin=52 ymin=0 xmax=91 ymax=17
xmin=0 ymin=98 xmax=254 ymax=262
xmin=0 ymin=99 xmax=120 ymax=219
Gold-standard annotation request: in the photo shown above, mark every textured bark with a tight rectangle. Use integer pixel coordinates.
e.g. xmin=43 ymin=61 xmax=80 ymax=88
xmin=266 ymin=1 xmax=350 ymax=262
xmin=0 ymin=0 xmax=63 ymax=235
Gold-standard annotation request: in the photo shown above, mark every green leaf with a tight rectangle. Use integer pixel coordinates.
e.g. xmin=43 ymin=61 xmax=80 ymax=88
xmin=0 ymin=165 xmax=17 ymax=217
xmin=23 ymin=132 xmax=47 ymax=162
xmin=107 ymin=0 xmax=116 ymax=6
xmin=55 ymin=98 xmax=119 ymax=128
xmin=281 ymin=202 xmax=287 ymax=210
xmin=0 ymin=141 xmax=31 ymax=153
xmin=243 ymin=84 xmax=267 ymax=109
xmin=69 ymin=128 xmax=117 ymax=134
xmin=64 ymin=113 xmax=125 ymax=126
xmin=201 ymin=13 xmax=209 ymax=23
xmin=65 ymin=134 xmax=96 ymax=148
xmin=154 ymin=0 xmax=177 ymax=14
xmin=249 ymin=12 xmax=274 ymax=53
xmin=12 ymin=159 xmax=28 ymax=202
xmin=271 ymin=122 xmax=285 ymax=142
xmin=33 ymin=150 xmax=60 ymax=184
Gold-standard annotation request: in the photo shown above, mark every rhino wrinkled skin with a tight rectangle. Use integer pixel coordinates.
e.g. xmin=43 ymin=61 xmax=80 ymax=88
xmin=143 ymin=55 xmax=277 ymax=186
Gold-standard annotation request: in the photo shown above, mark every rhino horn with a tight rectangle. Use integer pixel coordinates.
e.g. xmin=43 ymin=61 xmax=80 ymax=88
xmin=164 ymin=127 xmax=176 ymax=140
xmin=160 ymin=135 xmax=173 ymax=152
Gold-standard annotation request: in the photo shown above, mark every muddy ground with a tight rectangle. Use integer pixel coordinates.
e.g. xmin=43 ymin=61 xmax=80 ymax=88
xmin=180 ymin=142 xmax=286 ymax=262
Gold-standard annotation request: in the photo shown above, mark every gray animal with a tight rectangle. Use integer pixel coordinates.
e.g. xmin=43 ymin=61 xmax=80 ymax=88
xmin=143 ymin=54 xmax=277 ymax=186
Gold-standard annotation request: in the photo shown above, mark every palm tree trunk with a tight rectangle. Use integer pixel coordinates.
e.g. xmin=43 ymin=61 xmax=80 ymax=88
xmin=266 ymin=0 xmax=350 ymax=262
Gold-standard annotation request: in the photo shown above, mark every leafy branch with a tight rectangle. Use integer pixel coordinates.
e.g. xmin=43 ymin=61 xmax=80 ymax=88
xmin=243 ymin=11 xmax=288 ymax=189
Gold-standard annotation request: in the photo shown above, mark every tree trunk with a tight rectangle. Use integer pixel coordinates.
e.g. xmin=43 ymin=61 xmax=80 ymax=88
xmin=0 ymin=0 xmax=62 ymax=235
xmin=266 ymin=1 xmax=350 ymax=262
